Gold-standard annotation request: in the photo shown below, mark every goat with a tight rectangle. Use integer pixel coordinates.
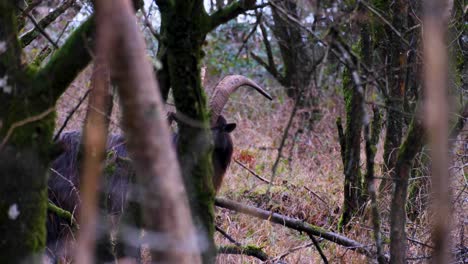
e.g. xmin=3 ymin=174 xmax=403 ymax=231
xmin=46 ymin=75 xmax=272 ymax=259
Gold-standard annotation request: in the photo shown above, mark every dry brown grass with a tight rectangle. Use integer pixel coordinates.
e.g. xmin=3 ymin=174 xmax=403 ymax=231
xmin=54 ymin=71 xmax=467 ymax=263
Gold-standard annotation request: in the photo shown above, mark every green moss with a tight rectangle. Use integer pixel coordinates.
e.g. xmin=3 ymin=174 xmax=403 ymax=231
xmin=250 ymin=185 xmax=288 ymax=196
xmin=337 ymin=197 xmax=349 ymax=232
xmin=244 ymin=244 xmax=264 ymax=251
xmin=2 ymin=104 xmax=56 ymax=160
xmin=0 ymin=148 xmax=49 ymax=263
xmin=47 ymin=202 xmax=76 ymax=227
xmin=104 ymin=162 xmax=117 ymax=175
xmin=31 ymin=17 xmax=94 ymax=101
xmin=0 ymin=1 xmax=22 ymax=73
xmin=342 ymin=69 xmax=353 ymax=110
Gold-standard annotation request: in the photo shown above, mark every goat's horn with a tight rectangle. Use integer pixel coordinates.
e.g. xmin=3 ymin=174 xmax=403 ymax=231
xmin=209 ymin=75 xmax=272 ymax=125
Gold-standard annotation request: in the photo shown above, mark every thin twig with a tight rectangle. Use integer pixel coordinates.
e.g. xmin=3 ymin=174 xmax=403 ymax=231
xmin=303 ymin=186 xmax=328 ymax=206
xmin=235 ymin=13 xmax=261 ymax=59
xmin=308 ymin=234 xmax=329 ymax=264
xmin=268 ymin=100 xmax=298 ymax=195
xmin=270 ymin=242 xmax=314 ymax=262
xmin=19 ymin=9 xmax=59 ymax=49
xmin=54 ymin=89 xmax=92 ymax=142
xmin=49 ymin=167 xmax=81 ymax=204
xmin=360 ymin=1 xmax=411 ymax=47
xmin=20 ymin=0 xmax=77 ymax=47
xmin=234 ymin=159 xmax=271 ymax=184
xmin=56 ymin=21 xmax=71 ymax=44
xmin=215 ymin=225 xmax=241 ymax=246
xmin=0 ymin=107 xmax=55 ymax=150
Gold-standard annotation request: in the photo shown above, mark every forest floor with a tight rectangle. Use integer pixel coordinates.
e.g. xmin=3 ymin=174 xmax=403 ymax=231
xmin=55 ymin=69 xmax=467 ymax=263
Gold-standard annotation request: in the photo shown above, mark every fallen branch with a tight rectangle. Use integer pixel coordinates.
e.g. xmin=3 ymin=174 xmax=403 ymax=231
xmin=215 ymin=197 xmax=373 ymax=257
xmin=218 ymin=245 xmax=269 ymax=261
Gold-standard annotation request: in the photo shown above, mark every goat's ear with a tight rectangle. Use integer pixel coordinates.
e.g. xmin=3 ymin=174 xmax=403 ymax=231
xmin=224 ymin=123 xmax=236 ymax=133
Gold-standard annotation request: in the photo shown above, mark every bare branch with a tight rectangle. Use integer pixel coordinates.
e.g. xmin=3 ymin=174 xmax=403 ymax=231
xmin=19 ymin=0 xmax=78 ymax=47
xmin=215 ymin=197 xmax=373 ymax=257
xmin=73 ymin=27 xmax=112 ymax=264
xmin=308 ymin=234 xmax=329 ymax=264
xmin=207 ymin=0 xmax=258 ymax=33
xmin=234 ymin=159 xmax=271 ymax=184
xmin=54 ymin=88 xmax=92 ymax=142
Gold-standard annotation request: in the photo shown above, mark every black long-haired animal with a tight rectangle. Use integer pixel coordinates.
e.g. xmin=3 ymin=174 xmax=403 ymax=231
xmin=46 ymin=75 xmax=272 ymax=259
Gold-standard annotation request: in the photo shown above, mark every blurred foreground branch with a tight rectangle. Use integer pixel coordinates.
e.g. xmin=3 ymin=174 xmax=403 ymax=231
xmin=92 ymin=0 xmax=200 ymax=262
xmin=423 ymin=0 xmax=452 ymax=263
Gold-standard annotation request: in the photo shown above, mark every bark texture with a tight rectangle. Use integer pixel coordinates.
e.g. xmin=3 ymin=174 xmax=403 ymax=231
xmin=95 ymin=0 xmax=201 ymax=262
xmin=389 ymin=119 xmax=425 ymax=264
xmin=1 ymin=2 xmax=103 ymax=262
xmin=155 ymin=1 xmax=257 ymax=262
xmin=374 ymin=0 xmax=409 ymax=193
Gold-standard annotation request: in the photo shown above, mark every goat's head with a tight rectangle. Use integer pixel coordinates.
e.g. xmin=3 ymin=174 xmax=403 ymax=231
xmin=169 ymin=75 xmax=272 ymax=192
xmin=208 ymin=75 xmax=272 ymax=191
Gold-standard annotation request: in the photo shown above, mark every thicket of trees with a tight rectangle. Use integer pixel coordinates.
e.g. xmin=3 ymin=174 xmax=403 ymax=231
xmin=0 ymin=0 xmax=466 ymax=263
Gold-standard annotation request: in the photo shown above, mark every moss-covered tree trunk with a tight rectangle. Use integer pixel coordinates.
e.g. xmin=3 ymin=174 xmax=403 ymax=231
xmin=258 ymin=0 xmax=323 ymax=110
xmin=156 ymin=0 xmax=257 ymax=262
xmin=0 ymin=3 xmax=52 ymax=262
xmin=337 ymin=68 xmax=365 ymax=231
xmin=373 ymin=0 xmax=409 ymax=193
xmin=389 ymin=119 xmax=425 ymax=263
xmin=337 ymin=4 xmax=371 ymax=231
xmin=0 ymin=2 xmax=95 ymax=260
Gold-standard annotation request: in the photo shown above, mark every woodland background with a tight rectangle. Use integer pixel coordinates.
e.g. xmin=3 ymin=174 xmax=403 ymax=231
xmin=0 ymin=0 xmax=466 ymax=263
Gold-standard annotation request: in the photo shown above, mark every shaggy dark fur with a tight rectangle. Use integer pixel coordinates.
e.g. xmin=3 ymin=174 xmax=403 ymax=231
xmin=46 ymin=116 xmax=236 ymax=259
xmin=46 ymin=131 xmax=133 ymax=258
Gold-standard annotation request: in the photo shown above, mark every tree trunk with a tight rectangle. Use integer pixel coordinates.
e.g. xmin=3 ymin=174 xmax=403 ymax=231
xmin=160 ymin=4 xmax=217 ymax=262
xmin=0 ymin=2 xmax=53 ymax=262
xmin=156 ymin=0 xmax=257 ymax=262
xmin=0 ymin=0 xmax=118 ymax=260
xmin=337 ymin=4 xmax=370 ymax=230
xmin=337 ymin=67 xmax=365 ymax=231
xmin=269 ymin=0 xmax=320 ymax=106
xmin=375 ymin=0 xmax=409 ymax=193
xmin=389 ymin=119 xmax=425 ymax=264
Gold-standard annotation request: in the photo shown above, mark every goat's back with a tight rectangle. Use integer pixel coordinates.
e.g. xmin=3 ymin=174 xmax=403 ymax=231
xmin=47 ymin=131 xmax=134 ymax=255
